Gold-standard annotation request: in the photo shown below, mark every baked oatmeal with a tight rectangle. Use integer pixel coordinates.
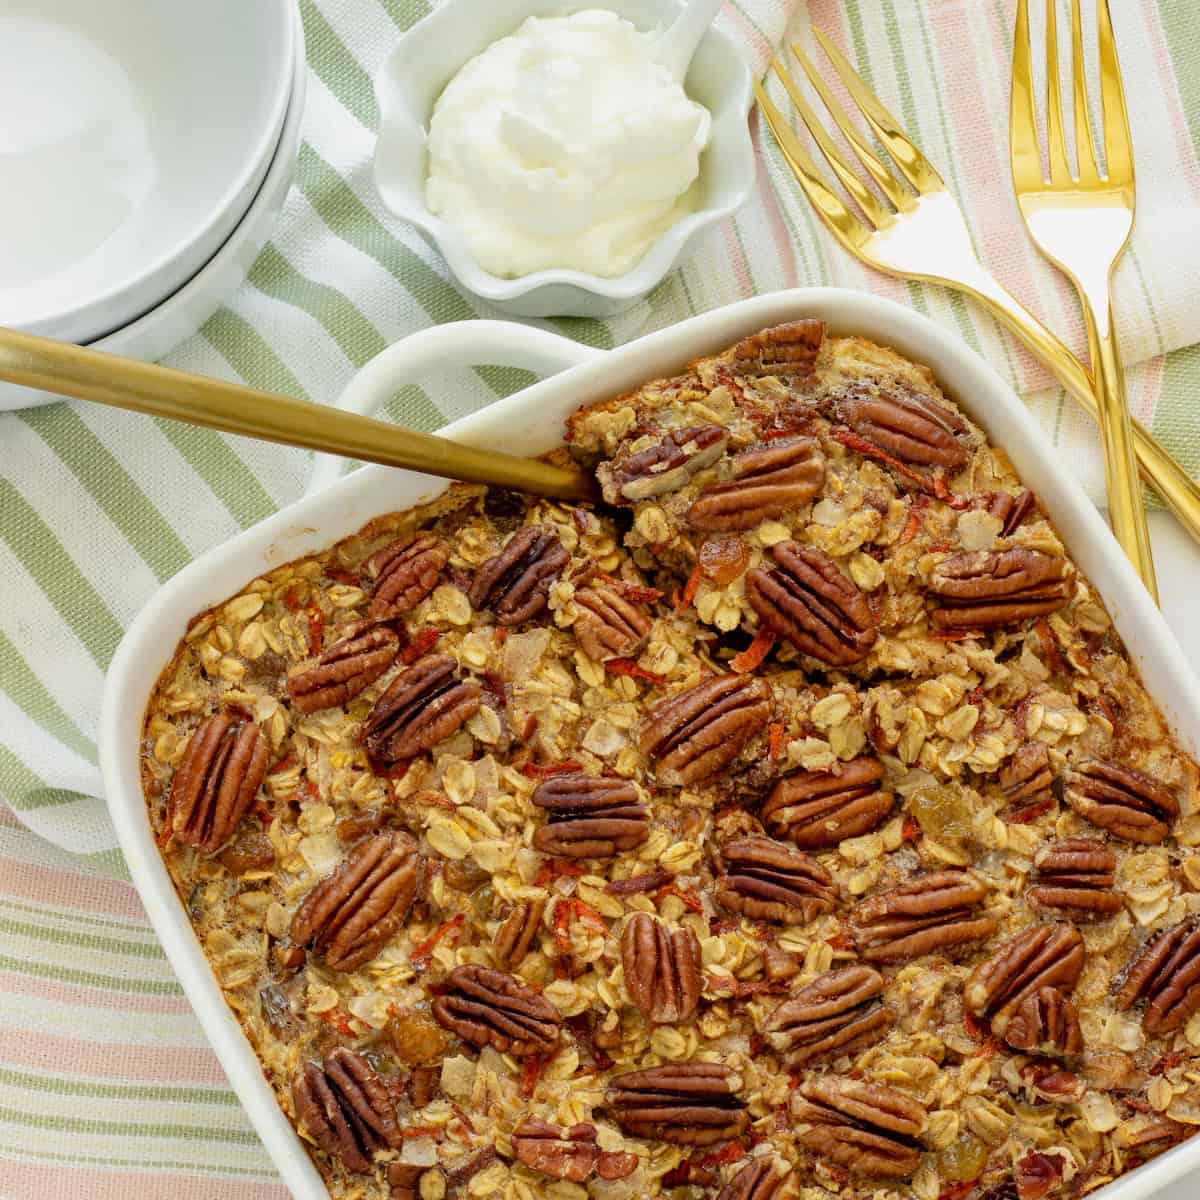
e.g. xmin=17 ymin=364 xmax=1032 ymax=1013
xmin=140 ymin=320 xmax=1200 ymax=1200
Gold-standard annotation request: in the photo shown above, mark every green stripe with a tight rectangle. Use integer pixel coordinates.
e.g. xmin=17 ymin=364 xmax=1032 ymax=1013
xmin=16 ymin=407 xmax=191 ymax=582
xmin=1154 ymin=342 xmax=1200 ymax=477
xmin=201 ymin=308 xmax=309 ymax=399
xmin=0 ymin=1106 xmax=260 ymax=1145
xmin=0 ymin=746 xmax=92 ymax=813
xmin=0 ymin=897 xmax=158 ymax=936
xmin=151 ymin=419 xmax=278 ymax=530
xmin=83 ymin=847 xmax=132 ymax=882
xmin=0 ymin=481 xmax=123 ymax=668
xmin=0 ymin=633 xmax=96 ymax=763
xmin=298 ymin=0 xmax=378 ymax=129
xmin=247 ymin=243 xmax=388 ymax=366
xmin=0 ymin=1145 xmax=276 ymax=1180
xmin=295 ymin=142 xmax=481 ymax=325
xmin=0 ymin=951 xmax=182 ymax=997
xmin=0 ymin=1066 xmax=237 ymax=1108
xmin=0 ymin=914 xmax=168 ymax=961
xmin=1160 ymin=0 xmax=1200 ymax=152
xmin=377 ymin=0 xmax=431 ymax=32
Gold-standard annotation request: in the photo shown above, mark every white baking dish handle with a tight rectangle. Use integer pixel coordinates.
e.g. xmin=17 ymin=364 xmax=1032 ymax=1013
xmin=305 ymin=320 xmax=604 ymax=496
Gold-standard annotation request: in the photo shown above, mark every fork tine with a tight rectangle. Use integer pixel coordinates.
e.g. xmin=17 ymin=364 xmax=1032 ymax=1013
xmin=753 ymin=76 xmax=874 ymax=253
xmin=776 ymin=51 xmax=899 ymax=226
xmin=1044 ymin=0 xmax=1073 ymax=183
xmin=1069 ymin=0 xmax=1100 ymax=182
xmin=812 ymin=25 xmax=945 ymax=196
xmin=1010 ymin=0 xmax=1043 ymax=188
xmin=1097 ymin=0 xmax=1135 ymax=184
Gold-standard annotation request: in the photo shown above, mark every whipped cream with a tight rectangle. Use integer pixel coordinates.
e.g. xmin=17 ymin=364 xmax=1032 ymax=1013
xmin=425 ymin=10 xmax=711 ymax=279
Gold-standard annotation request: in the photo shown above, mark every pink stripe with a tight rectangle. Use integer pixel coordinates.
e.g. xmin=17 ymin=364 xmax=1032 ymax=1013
xmin=0 ymin=856 xmax=147 ymax=920
xmin=0 ymin=1028 xmax=227 ymax=1085
xmin=1131 ymin=354 xmax=1164 ymax=425
xmin=0 ymin=1160 xmax=289 ymax=1200
xmin=1138 ymin=3 xmax=1200 ymax=203
xmin=720 ymin=223 xmax=755 ymax=299
xmin=0 ymin=971 xmax=191 ymax=1015
xmin=720 ymin=2 xmax=772 ymax=66
xmin=751 ymin=119 xmax=800 ymax=287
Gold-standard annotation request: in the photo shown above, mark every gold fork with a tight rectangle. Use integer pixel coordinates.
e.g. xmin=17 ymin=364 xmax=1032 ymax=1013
xmin=1011 ymin=0 xmax=1153 ymax=596
xmin=753 ymin=29 xmax=1200 ymax=556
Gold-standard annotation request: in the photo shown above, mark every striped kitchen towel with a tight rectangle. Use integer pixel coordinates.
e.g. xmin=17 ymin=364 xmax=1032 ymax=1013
xmin=0 ymin=1 xmax=1198 ymax=1196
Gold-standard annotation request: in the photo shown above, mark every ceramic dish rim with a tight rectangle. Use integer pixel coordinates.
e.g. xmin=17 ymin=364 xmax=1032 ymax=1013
xmin=101 ymin=288 xmax=1200 ymax=1200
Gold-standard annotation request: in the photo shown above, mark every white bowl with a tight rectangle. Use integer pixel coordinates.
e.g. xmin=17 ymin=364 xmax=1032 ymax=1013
xmin=0 ymin=4 xmax=307 ymax=414
xmin=102 ymin=290 xmax=1200 ymax=1199
xmin=0 ymin=0 xmax=295 ymax=344
xmin=373 ymin=0 xmax=755 ymax=319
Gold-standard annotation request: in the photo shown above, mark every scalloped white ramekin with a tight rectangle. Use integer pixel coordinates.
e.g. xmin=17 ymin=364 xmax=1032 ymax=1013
xmin=372 ymin=0 xmax=755 ymax=319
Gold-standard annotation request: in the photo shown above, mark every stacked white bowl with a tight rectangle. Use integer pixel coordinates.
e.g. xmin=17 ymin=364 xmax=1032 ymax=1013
xmin=0 ymin=0 xmax=305 ymax=411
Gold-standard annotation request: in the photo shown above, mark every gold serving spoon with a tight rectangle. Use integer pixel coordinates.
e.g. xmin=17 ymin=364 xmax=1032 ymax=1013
xmin=0 ymin=326 xmax=597 ymax=502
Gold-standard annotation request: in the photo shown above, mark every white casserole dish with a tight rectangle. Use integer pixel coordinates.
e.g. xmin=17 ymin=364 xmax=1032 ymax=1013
xmin=100 ymin=289 xmax=1200 ymax=1199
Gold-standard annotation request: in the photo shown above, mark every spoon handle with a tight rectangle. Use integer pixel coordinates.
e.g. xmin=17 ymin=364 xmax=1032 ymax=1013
xmin=653 ymin=0 xmax=726 ymax=82
xmin=0 ymin=327 xmax=597 ymax=502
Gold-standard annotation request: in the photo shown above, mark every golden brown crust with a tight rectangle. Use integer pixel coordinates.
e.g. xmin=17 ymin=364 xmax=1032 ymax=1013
xmin=141 ymin=320 xmax=1200 ymax=1200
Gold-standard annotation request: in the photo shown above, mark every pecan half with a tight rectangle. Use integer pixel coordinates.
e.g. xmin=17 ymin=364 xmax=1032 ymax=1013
xmin=762 ymin=758 xmax=893 ymax=849
xmin=639 ymin=674 xmax=772 ymax=788
xmin=287 ymin=624 xmax=400 ymax=713
xmin=715 ymin=835 xmax=837 ymax=925
xmin=431 ymin=964 xmax=560 ymax=1057
xmin=835 ymin=379 xmax=970 ymax=470
xmin=512 ymin=1119 xmax=600 ymax=1183
xmin=292 ymin=1048 xmax=399 ymax=1174
xmin=362 ymin=653 xmax=481 ymax=768
xmin=1065 ymin=760 xmax=1179 ymax=845
xmin=730 ymin=319 xmax=824 ymax=380
xmin=1114 ymin=917 xmax=1200 ymax=1034
xmin=494 ymin=897 xmax=545 ymax=971
xmin=290 ymin=834 xmax=419 ymax=971
xmin=763 ymin=965 xmax=891 ymax=1068
xmin=573 ymin=584 xmax=653 ymax=661
xmin=716 ymin=1155 xmax=794 ymax=1200
xmin=853 ymin=872 xmax=996 ymax=963
xmin=531 ymin=773 xmax=649 ymax=857
xmin=929 ymin=548 xmax=1072 ymax=630
xmin=607 ymin=1062 xmax=748 ymax=1146
xmin=621 ymin=912 xmax=702 ymax=1024
xmin=1004 ymin=987 xmax=1083 ymax=1056
xmin=1000 ymin=742 xmax=1055 ymax=821
xmin=366 ymin=533 xmax=448 ymax=620
xmin=965 ymin=924 xmax=1085 ymax=1036
xmin=796 ymin=1078 xmax=926 ymax=1179
xmin=602 ymin=425 xmax=729 ymax=504
xmin=468 ymin=525 xmax=569 ymax=625
xmin=168 ymin=711 xmax=269 ymax=854
xmin=745 ymin=542 xmax=876 ymax=666
xmin=984 ymin=489 xmax=1038 ymax=537
xmin=688 ymin=438 xmax=825 ymax=532
xmin=1031 ymin=838 xmax=1121 ymax=919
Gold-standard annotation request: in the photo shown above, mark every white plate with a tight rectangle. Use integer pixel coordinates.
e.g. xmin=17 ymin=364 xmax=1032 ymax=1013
xmin=102 ymin=291 xmax=1200 ymax=1199
xmin=0 ymin=0 xmax=294 ymax=343
xmin=0 ymin=1 xmax=306 ymax=413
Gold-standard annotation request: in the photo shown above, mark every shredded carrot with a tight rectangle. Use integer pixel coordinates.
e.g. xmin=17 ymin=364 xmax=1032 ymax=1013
xmin=832 ymin=427 xmax=927 ymax=487
xmin=975 ymin=1035 xmax=1002 ymax=1060
xmin=899 ymin=495 xmax=929 ymax=545
xmin=494 ymin=627 xmax=507 ymax=644
xmin=534 ymin=858 xmax=587 ymax=887
xmin=963 ymin=1011 xmax=988 ymax=1042
xmin=268 ymin=752 xmax=296 ymax=775
xmin=695 ymin=1142 xmax=746 ymax=1168
xmin=520 ymin=1055 xmax=544 ymax=1099
xmin=675 ymin=561 xmax=704 ymax=614
xmin=1034 ymin=618 xmax=1069 ymax=678
xmin=281 ymin=584 xmax=305 ymax=611
xmin=521 ymin=760 xmax=583 ymax=780
xmin=324 ymin=1007 xmax=354 ymax=1036
xmin=400 ymin=1125 xmax=443 ymax=1140
xmin=730 ymin=627 xmax=775 ymax=674
xmin=604 ymin=657 xmax=665 ymax=684
xmin=768 ymin=722 xmax=785 ymax=760
xmin=401 ymin=627 xmax=440 ymax=664
xmin=656 ymin=883 xmax=703 ymax=913
xmin=410 ymin=913 xmax=464 ymax=969
xmin=253 ymin=799 xmax=273 ymax=828
xmin=570 ymin=898 xmax=607 ymax=934
xmin=553 ymin=902 xmax=573 ymax=955
xmin=306 ymin=608 xmax=325 ymax=656
xmin=930 ymin=471 xmax=971 ymax=510
xmin=901 ymin=814 xmax=922 ymax=843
